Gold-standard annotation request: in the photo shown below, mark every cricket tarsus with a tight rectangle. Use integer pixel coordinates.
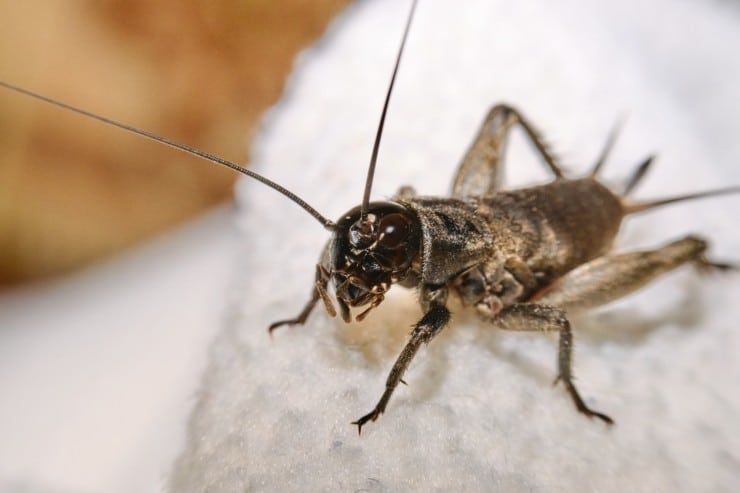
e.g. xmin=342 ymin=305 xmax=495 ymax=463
xmin=553 ymin=370 xmax=613 ymax=424
xmin=0 ymin=80 xmax=335 ymax=230
xmin=268 ymin=294 xmax=319 ymax=333
xmin=269 ymin=264 xmax=335 ymax=332
xmin=561 ymin=380 xmax=614 ymax=425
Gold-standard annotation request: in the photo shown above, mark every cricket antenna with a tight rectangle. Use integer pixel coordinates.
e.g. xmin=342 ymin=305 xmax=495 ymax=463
xmin=360 ymin=0 xmax=418 ymax=220
xmin=0 ymin=80 xmax=336 ymax=231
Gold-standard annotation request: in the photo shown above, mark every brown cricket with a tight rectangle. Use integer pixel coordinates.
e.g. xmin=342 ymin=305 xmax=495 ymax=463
xmin=1 ymin=0 xmax=738 ymax=434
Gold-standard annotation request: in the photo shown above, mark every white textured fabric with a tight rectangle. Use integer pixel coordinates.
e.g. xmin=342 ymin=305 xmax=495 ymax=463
xmin=170 ymin=0 xmax=740 ymax=491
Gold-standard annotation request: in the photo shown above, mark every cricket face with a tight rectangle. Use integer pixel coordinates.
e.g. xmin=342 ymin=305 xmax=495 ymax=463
xmin=329 ymin=201 xmax=421 ymax=321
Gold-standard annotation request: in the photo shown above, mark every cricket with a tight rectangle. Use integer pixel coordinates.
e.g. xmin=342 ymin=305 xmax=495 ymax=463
xmin=1 ymin=0 xmax=739 ymax=435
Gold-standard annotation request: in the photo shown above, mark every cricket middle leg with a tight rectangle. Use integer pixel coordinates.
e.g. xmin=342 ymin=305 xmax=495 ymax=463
xmin=494 ymin=303 xmax=614 ymax=424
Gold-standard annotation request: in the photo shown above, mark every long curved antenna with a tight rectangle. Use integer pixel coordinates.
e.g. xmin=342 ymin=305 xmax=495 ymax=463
xmin=0 ymin=80 xmax=336 ymax=231
xmin=360 ymin=0 xmax=418 ymax=219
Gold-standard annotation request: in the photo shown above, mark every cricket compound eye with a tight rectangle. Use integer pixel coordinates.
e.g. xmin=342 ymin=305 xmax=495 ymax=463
xmin=378 ymin=213 xmax=410 ymax=248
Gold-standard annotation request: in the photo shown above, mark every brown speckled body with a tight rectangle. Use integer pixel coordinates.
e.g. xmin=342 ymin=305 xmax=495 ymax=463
xmin=480 ymin=178 xmax=624 ymax=280
xmin=401 ymin=178 xmax=624 ymax=307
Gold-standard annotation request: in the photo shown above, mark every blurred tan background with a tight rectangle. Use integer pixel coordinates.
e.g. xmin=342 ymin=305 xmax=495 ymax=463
xmin=0 ymin=0 xmax=348 ymax=285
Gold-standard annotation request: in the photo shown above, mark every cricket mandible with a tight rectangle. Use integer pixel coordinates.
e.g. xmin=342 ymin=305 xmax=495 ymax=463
xmin=1 ymin=0 xmax=738 ymax=434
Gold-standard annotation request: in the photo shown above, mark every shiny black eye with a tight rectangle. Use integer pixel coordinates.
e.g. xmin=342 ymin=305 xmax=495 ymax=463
xmin=378 ymin=213 xmax=409 ymax=248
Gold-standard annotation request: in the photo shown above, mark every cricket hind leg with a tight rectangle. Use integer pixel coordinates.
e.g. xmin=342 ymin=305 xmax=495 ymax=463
xmin=531 ymin=235 xmax=734 ymax=312
xmin=494 ymin=304 xmax=613 ymax=424
xmin=451 ymin=104 xmax=565 ymax=198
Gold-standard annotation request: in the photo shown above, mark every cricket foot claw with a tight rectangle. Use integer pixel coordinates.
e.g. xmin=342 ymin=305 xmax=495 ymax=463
xmin=352 ymin=409 xmax=382 ymax=435
xmin=574 ymin=400 xmax=614 ymax=425
xmin=556 ymin=375 xmax=614 ymax=426
xmin=696 ymin=257 xmax=737 ymax=273
xmin=589 ymin=410 xmax=614 ymax=425
xmin=267 ymin=319 xmax=297 ymax=334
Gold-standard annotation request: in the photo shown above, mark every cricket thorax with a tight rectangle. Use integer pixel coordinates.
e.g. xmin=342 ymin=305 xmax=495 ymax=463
xmin=329 ymin=201 xmax=421 ymax=321
xmin=403 ymin=197 xmax=496 ymax=285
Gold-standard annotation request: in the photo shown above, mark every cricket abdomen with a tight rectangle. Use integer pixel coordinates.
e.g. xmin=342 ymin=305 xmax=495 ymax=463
xmin=480 ymin=178 xmax=624 ymax=280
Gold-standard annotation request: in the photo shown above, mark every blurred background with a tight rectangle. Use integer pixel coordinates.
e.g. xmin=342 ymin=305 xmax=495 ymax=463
xmin=0 ymin=0 xmax=348 ymax=285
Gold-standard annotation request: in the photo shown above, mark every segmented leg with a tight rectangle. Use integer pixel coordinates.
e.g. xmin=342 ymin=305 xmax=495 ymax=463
xmin=531 ymin=235 xmax=730 ymax=311
xmin=495 ymin=304 xmax=613 ymax=424
xmin=268 ymin=264 xmax=332 ymax=333
xmin=353 ymin=304 xmax=451 ymax=434
xmin=452 ymin=104 xmax=564 ymax=198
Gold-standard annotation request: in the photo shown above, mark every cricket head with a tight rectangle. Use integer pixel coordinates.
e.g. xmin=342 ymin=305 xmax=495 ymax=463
xmin=316 ymin=0 xmax=419 ymax=325
xmin=328 ymin=201 xmax=420 ymax=322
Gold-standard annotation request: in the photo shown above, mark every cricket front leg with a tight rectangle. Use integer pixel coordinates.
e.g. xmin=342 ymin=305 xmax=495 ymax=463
xmin=495 ymin=304 xmax=613 ymax=424
xmin=353 ymin=304 xmax=451 ymax=434
xmin=531 ymin=235 xmax=733 ymax=312
xmin=268 ymin=264 xmax=334 ymax=333
xmin=269 ymin=241 xmax=337 ymax=333
xmin=452 ymin=104 xmax=565 ymax=198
